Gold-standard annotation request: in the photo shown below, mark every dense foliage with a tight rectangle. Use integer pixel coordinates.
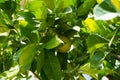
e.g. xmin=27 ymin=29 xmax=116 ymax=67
xmin=0 ymin=0 xmax=120 ymax=80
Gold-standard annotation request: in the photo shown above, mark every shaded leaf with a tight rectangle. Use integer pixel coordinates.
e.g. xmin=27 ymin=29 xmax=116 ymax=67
xmin=37 ymin=48 xmax=45 ymax=74
xmin=90 ymin=51 xmax=108 ymax=68
xmin=0 ymin=1 xmax=16 ymax=19
xmin=78 ymin=0 xmax=96 ymax=17
xmin=43 ymin=52 xmax=62 ymax=80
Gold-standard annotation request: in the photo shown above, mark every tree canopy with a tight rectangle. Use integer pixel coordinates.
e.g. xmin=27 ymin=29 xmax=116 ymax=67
xmin=0 ymin=0 xmax=120 ymax=80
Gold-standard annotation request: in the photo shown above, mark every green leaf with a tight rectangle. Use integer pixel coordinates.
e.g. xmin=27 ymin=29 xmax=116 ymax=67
xmin=18 ymin=19 xmax=40 ymax=43
xmin=112 ymin=0 xmax=120 ymax=11
xmin=0 ymin=1 xmax=16 ymax=19
xmin=90 ymin=51 xmax=108 ymax=68
xmin=77 ymin=0 xmax=96 ymax=17
xmin=43 ymin=36 xmax=63 ymax=49
xmin=86 ymin=34 xmax=108 ymax=56
xmin=0 ymin=0 xmax=6 ymax=3
xmin=93 ymin=0 xmax=120 ymax=20
xmin=108 ymin=28 xmax=119 ymax=47
xmin=87 ymin=34 xmax=108 ymax=49
xmin=79 ymin=63 xmax=98 ymax=79
xmin=84 ymin=18 xmax=101 ymax=33
xmin=37 ymin=48 xmax=45 ymax=74
xmin=42 ymin=0 xmax=56 ymax=10
xmin=56 ymin=0 xmax=74 ymax=12
xmin=0 ymin=24 xmax=9 ymax=33
xmin=27 ymin=0 xmax=47 ymax=20
xmin=43 ymin=52 xmax=62 ymax=80
xmin=19 ymin=44 xmax=38 ymax=73
xmin=0 ymin=65 xmax=19 ymax=79
xmin=95 ymin=20 xmax=110 ymax=36
xmin=79 ymin=74 xmax=86 ymax=80
xmin=57 ymin=52 xmax=67 ymax=70
xmin=0 ymin=30 xmax=9 ymax=47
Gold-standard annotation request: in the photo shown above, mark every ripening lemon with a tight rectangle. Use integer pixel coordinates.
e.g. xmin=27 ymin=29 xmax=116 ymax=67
xmin=19 ymin=20 xmax=28 ymax=27
xmin=96 ymin=0 xmax=103 ymax=4
xmin=58 ymin=36 xmax=71 ymax=53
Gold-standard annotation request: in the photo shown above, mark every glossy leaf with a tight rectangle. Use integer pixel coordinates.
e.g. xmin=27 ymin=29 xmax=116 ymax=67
xmin=43 ymin=36 xmax=63 ymax=49
xmin=19 ymin=44 xmax=38 ymax=73
xmin=94 ymin=0 xmax=120 ymax=20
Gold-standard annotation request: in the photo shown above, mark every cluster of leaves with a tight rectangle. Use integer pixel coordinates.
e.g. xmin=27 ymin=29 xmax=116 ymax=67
xmin=0 ymin=0 xmax=120 ymax=80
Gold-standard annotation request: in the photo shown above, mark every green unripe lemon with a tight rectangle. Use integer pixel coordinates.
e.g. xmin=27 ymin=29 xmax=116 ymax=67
xmin=58 ymin=36 xmax=71 ymax=53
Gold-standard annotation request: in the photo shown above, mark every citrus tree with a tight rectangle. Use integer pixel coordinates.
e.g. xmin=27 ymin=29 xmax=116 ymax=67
xmin=0 ymin=0 xmax=120 ymax=80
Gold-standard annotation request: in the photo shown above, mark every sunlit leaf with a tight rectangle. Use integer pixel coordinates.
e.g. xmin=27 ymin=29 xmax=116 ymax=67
xmin=112 ymin=0 xmax=120 ymax=11
xmin=19 ymin=44 xmax=38 ymax=73
xmin=42 ymin=0 xmax=56 ymax=10
xmin=95 ymin=20 xmax=110 ymax=36
xmin=98 ymin=69 xmax=116 ymax=77
xmin=0 ymin=24 xmax=9 ymax=33
xmin=0 ymin=65 xmax=19 ymax=79
xmin=43 ymin=36 xmax=63 ymax=49
xmin=0 ymin=0 xmax=6 ymax=3
xmin=79 ymin=74 xmax=86 ymax=80
xmin=94 ymin=0 xmax=120 ymax=20
xmin=79 ymin=63 xmax=98 ymax=79
xmin=96 ymin=0 xmax=103 ymax=4
xmin=86 ymin=34 xmax=108 ymax=56
xmin=27 ymin=0 xmax=47 ymax=20
xmin=56 ymin=0 xmax=74 ymax=12
xmin=84 ymin=18 xmax=100 ymax=33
